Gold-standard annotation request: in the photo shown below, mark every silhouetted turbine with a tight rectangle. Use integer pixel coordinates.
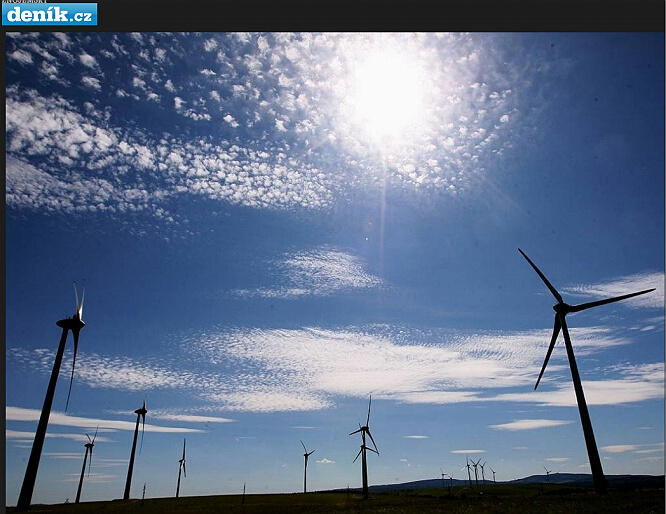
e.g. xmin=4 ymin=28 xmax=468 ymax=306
xmin=17 ymin=282 xmax=86 ymax=511
xmin=490 ymin=467 xmax=497 ymax=484
xmin=175 ymin=438 xmax=187 ymax=498
xmin=462 ymin=456 xmax=472 ymax=486
xmin=480 ymin=461 xmax=486 ymax=483
xmin=544 ymin=467 xmax=552 ymax=484
xmin=519 ymin=248 xmax=655 ymax=495
xmin=75 ymin=426 xmax=98 ymax=504
xmin=300 ymin=440 xmax=315 ymax=493
xmin=350 ymin=395 xmax=379 ymax=499
xmin=123 ymin=400 xmax=147 ymax=500
xmin=471 ymin=459 xmax=480 ymax=487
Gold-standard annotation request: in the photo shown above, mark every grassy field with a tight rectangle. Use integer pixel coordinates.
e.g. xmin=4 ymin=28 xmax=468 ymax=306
xmin=8 ymin=484 xmax=664 ymax=513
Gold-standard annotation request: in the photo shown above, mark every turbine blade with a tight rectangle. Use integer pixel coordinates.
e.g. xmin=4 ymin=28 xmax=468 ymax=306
xmin=367 ymin=446 xmax=379 ymax=455
xmin=86 ymin=434 xmax=92 ymax=443
xmin=88 ymin=446 xmax=93 ymax=476
xmin=301 ymin=440 xmax=307 ymax=452
xmin=569 ymin=288 xmax=655 ymax=313
xmin=65 ymin=330 xmax=79 ymax=411
xmin=140 ymin=412 xmax=146 ymax=454
xmin=183 ymin=462 xmax=186 ymax=478
xmin=366 ymin=429 xmax=379 ymax=454
xmin=366 ymin=395 xmax=372 ymax=426
xmin=74 ymin=282 xmax=80 ymax=315
xmin=92 ymin=425 xmax=99 ymax=443
xmin=518 ymin=249 xmax=563 ymax=303
xmin=353 ymin=447 xmax=362 ymax=463
xmin=182 ymin=438 xmax=187 ymax=460
xmin=349 ymin=428 xmax=362 ymax=436
xmin=78 ymin=280 xmax=86 ymax=320
xmin=535 ymin=315 xmax=561 ymax=390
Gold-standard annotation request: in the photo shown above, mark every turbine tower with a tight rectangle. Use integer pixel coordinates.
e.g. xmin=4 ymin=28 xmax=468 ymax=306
xmin=123 ymin=400 xmax=147 ymax=500
xmin=17 ymin=282 xmax=86 ymax=511
xmin=300 ymin=440 xmax=315 ymax=493
xmin=75 ymin=426 xmax=98 ymax=504
xmin=350 ymin=395 xmax=379 ymax=500
xmin=480 ymin=461 xmax=486 ymax=483
xmin=519 ymin=248 xmax=655 ymax=495
xmin=490 ymin=467 xmax=497 ymax=484
xmin=176 ymin=438 xmax=186 ymax=498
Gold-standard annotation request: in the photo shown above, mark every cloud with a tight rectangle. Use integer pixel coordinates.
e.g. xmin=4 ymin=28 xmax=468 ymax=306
xmin=450 ymin=449 xmax=485 ymax=454
xmin=316 ymin=458 xmax=335 ymax=464
xmin=403 ymin=435 xmax=429 ymax=439
xmin=563 ymin=272 xmax=665 ymax=310
xmin=148 ymin=411 xmax=235 ymax=424
xmin=5 ymin=32 xmax=548 ymax=231
xmin=6 ymin=407 xmax=205 ymax=434
xmin=546 ymin=457 xmax=569 ymax=462
xmin=601 ymin=445 xmax=640 ymax=453
xmin=487 ymin=419 xmax=573 ymax=431
xmin=231 ymin=248 xmax=385 ymax=299
xmin=488 ymin=362 xmax=664 ymax=407
xmin=8 ymin=322 xmax=660 ymax=414
xmin=6 ymin=429 xmax=113 ymax=444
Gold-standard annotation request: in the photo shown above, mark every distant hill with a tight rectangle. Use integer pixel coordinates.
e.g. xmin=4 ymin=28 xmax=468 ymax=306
xmin=328 ymin=474 xmax=664 ymax=493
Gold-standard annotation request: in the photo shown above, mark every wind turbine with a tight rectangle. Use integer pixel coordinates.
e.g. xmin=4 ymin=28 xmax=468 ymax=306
xmin=471 ymin=459 xmax=480 ymax=487
xmin=123 ymin=400 xmax=147 ymax=500
xmin=17 ymin=282 xmax=86 ymax=511
xmin=441 ymin=469 xmax=453 ymax=496
xmin=490 ymin=467 xmax=497 ymax=484
xmin=300 ymin=440 xmax=315 ymax=493
xmin=75 ymin=426 xmax=98 ymax=504
xmin=519 ymin=248 xmax=655 ymax=494
xmin=350 ymin=395 xmax=379 ymax=500
xmin=544 ymin=467 xmax=552 ymax=484
xmin=462 ymin=456 xmax=472 ymax=486
xmin=176 ymin=438 xmax=186 ymax=498
xmin=480 ymin=461 xmax=486 ymax=483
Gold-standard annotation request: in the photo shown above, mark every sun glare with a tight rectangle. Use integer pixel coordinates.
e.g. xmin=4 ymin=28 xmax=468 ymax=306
xmin=346 ymin=49 xmax=427 ymax=149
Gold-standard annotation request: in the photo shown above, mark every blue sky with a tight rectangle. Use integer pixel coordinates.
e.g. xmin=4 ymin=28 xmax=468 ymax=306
xmin=5 ymin=32 xmax=664 ymax=506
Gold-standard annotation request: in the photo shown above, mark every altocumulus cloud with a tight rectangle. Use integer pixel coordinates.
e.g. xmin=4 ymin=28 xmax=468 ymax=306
xmin=5 ymin=32 xmax=551 ymax=235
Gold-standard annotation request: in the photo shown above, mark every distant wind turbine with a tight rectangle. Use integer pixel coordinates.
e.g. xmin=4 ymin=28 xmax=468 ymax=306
xmin=480 ymin=461 xmax=486 ymax=483
xmin=123 ymin=400 xmax=147 ymax=500
xmin=17 ymin=282 xmax=86 ymax=512
xmin=461 ymin=456 xmax=472 ymax=486
xmin=75 ymin=426 xmax=98 ymax=504
xmin=519 ymin=248 xmax=655 ymax=495
xmin=544 ymin=467 xmax=552 ymax=484
xmin=300 ymin=441 xmax=315 ymax=493
xmin=176 ymin=438 xmax=186 ymax=498
xmin=441 ymin=469 xmax=453 ymax=495
xmin=490 ymin=467 xmax=497 ymax=484
xmin=471 ymin=459 xmax=480 ymax=487
xmin=350 ymin=395 xmax=379 ymax=500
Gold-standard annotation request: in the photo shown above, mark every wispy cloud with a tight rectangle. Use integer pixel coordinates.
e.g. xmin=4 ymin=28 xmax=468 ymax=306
xmin=6 ymin=407 xmax=205 ymax=434
xmin=451 ymin=449 xmax=485 ymax=454
xmin=563 ymin=272 xmax=665 ymax=310
xmin=231 ymin=247 xmax=385 ymax=299
xmin=8 ymin=321 xmax=661 ymax=414
xmin=6 ymin=429 xmax=113 ymax=443
xmin=488 ymin=419 xmax=573 ymax=431
xmin=316 ymin=458 xmax=335 ymax=464
xmin=403 ymin=435 xmax=429 ymax=439
xmin=546 ymin=457 xmax=570 ymax=462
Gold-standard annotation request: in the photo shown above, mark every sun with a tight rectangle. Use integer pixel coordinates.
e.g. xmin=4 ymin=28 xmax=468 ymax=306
xmin=344 ymin=47 xmax=426 ymax=149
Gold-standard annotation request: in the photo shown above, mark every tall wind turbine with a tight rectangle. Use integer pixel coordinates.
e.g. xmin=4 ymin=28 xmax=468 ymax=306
xmin=75 ymin=426 xmax=98 ymax=504
xmin=350 ymin=395 xmax=379 ymax=500
xmin=519 ymin=248 xmax=655 ymax=494
xmin=462 ymin=456 xmax=472 ymax=486
xmin=123 ymin=400 xmax=147 ymax=500
xmin=300 ymin=440 xmax=315 ymax=493
xmin=471 ymin=459 xmax=480 ymax=487
xmin=490 ymin=467 xmax=497 ymax=484
xmin=441 ymin=469 xmax=452 ymax=495
xmin=17 ymin=282 xmax=86 ymax=511
xmin=480 ymin=461 xmax=486 ymax=483
xmin=176 ymin=438 xmax=186 ymax=498
xmin=544 ymin=467 xmax=552 ymax=484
